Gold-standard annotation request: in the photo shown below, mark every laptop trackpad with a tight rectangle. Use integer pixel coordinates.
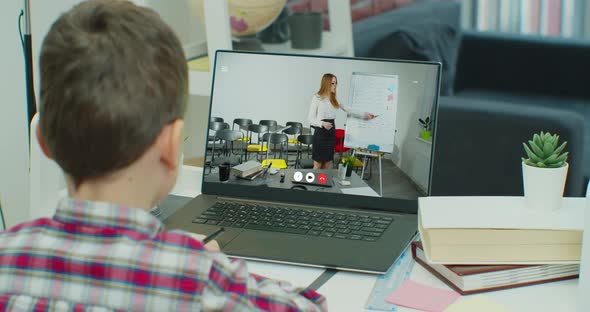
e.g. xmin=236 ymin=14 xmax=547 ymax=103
xmin=223 ymin=230 xmax=352 ymax=266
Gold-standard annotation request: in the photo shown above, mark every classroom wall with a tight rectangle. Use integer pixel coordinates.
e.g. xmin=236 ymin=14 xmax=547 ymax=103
xmin=209 ymin=53 xmax=439 ymax=180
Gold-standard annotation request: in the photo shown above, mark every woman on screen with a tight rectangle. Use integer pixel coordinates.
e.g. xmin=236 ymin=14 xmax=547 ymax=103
xmin=308 ymin=73 xmax=375 ymax=169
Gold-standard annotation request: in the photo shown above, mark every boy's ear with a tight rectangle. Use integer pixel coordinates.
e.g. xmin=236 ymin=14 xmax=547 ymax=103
xmin=36 ymin=124 xmax=53 ymax=160
xmin=159 ymin=119 xmax=184 ymax=170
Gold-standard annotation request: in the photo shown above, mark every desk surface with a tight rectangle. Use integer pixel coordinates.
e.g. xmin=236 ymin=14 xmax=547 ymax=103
xmin=170 ymin=165 xmax=579 ymax=311
xmin=203 ymin=168 xmax=379 ymax=196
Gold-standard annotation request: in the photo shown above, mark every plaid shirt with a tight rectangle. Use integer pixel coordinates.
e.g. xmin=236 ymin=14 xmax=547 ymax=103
xmin=0 ymin=198 xmax=327 ymax=311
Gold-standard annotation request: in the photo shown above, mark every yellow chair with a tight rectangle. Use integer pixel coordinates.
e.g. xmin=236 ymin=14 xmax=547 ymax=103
xmin=232 ymin=118 xmax=252 ymax=143
xmin=246 ymin=124 xmax=268 ymax=160
xmin=262 ymin=133 xmax=289 ymax=169
xmin=261 ymin=159 xmax=287 ymax=169
xmin=283 ymin=123 xmax=301 ymax=144
xmin=285 ymin=122 xmax=303 ymax=144
xmin=247 ymin=145 xmax=268 ymax=152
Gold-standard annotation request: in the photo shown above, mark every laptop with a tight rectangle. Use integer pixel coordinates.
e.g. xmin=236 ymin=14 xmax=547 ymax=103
xmin=165 ymin=51 xmax=441 ymax=274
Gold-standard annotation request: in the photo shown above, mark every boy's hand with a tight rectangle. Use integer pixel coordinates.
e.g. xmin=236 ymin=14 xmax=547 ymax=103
xmin=205 ymin=240 xmax=220 ymax=251
xmin=186 ymin=233 xmax=221 ymax=251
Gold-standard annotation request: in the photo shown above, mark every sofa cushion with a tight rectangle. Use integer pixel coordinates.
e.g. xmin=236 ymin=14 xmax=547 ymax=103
xmin=454 ymin=31 xmax=590 ymax=98
xmin=353 ymin=1 xmax=461 ymax=95
xmin=432 ymin=95 xmax=586 ymax=197
xmin=455 ymin=88 xmax=590 ymax=181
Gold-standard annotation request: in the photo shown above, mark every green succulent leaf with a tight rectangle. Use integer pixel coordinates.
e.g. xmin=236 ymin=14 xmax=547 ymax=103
xmin=544 ymin=153 xmax=559 ymax=164
xmin=542 ymin=142 xmax=554 ymax=158
xmin=548 ymin=162 xmax=564 ymax=168
xmin=543 ymin=132 xmax=551 ymax=140
xmin=523 ymin=144 xmax=542 ymax=162
xmin=523 ymin=132 xmax=569 ymax=168
xmin=556 ymin=152 xmax=569 ymax=163
xmin=554 ymin=141 xmax=567 ymax=155
xmin=529 ymin=140 xmax=544 ymax=157
xmin=553 ymin=135 xmax=560 ymax=149
xmin=533 ymin=134 xmax=542 ymax=147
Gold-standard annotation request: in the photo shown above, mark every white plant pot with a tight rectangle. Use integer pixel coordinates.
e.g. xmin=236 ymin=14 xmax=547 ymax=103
xmin=522 ymin=162 xmax=568 ymax=212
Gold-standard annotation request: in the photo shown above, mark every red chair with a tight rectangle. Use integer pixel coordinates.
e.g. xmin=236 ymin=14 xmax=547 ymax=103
xmin=334 ymin=129 xmax=350 ymax=165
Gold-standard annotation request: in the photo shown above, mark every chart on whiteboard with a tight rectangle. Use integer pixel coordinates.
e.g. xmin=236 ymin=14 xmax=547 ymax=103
xmin=344 ymin=72 xmax=398 ymax=154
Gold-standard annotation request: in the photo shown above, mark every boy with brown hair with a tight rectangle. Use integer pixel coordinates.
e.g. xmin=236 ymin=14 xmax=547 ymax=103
xmin=0 ymin=1 xmax=326 ymax=310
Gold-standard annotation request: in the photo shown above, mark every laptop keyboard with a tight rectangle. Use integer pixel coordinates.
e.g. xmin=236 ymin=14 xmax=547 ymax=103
xmin=192 ymin=201 xmax=394 ymax=242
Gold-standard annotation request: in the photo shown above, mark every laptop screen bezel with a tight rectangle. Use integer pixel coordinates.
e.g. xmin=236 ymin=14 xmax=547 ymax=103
xmin=200 ymin=50 xmax=442 ymax=215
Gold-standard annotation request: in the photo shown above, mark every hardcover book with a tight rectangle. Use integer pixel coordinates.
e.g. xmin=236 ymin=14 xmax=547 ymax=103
xmin=412 ymin=241 xmax=579 ymax=295
xmin=418 ymin=196 xmax=584 ymax=264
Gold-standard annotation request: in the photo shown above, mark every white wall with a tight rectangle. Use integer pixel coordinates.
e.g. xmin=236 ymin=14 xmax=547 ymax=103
xmin=0 ymin=1 xmax=32 ymax=227
xmin=184 ymin=95 xmax=210 ymax=161
xmin=30 ymin=0 xmax=206 ymax=91
xmin=209 ymin=52 xmax=439 ymax=179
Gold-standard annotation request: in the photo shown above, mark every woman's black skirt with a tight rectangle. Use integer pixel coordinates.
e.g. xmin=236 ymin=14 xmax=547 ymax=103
xmin=312 ymin=119 xmax=336 ymax=163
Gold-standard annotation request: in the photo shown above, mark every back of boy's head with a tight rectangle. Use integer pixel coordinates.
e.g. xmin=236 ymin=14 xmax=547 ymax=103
xmin=39 ymin=0 xmax=188 ymax=186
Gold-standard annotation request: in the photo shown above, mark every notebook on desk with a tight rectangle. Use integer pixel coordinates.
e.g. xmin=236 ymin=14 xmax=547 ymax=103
xmin=165 ymin=51 xmax=442 ymax=274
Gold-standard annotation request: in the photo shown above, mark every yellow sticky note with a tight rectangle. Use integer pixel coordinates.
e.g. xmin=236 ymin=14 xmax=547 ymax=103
xmin=444 ymin=296 xmax=513 ymax=312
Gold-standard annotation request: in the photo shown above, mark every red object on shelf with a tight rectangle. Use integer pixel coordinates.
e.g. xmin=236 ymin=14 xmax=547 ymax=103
xmin=334 ymin=129 xmax=350 ymax=153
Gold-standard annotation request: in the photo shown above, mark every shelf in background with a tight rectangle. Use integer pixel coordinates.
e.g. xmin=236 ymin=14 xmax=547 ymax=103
xmin=188 ymin=31 xmax=349 ymax=97
xmin=262 ymin=32 xmax=349 ymax=56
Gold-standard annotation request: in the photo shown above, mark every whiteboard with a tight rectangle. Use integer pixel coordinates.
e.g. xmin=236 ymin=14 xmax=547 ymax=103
xmin=344 ymin=72 xmax=398 ymax=153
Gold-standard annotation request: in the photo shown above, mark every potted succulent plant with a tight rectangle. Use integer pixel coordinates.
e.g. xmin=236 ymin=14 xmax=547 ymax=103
xmin=521 ymin=131 xmax=569 ymax=212
xmin=343 ymin=154 xmax=358 ymax=177
xmin=419 ymin=117 xmax=432 ymax=140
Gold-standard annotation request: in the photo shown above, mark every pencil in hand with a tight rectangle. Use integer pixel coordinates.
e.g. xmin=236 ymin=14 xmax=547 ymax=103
xmin=203 ymin=227 xmax=225 ymax=244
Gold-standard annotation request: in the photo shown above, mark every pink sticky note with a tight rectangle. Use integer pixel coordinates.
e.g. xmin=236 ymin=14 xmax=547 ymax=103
xmin=385 ymin=280 xmax=460 ymax=312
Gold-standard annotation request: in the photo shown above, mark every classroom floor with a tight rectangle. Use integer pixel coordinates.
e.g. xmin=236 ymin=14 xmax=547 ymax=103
xmin=358 ymin=158 xmax=426 ymax=200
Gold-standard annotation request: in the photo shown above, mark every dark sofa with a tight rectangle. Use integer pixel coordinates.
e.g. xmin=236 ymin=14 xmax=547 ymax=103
xmin=446 ymin=31 xmax=590 ymax=196
xmin=354 ymin=7 xmax=590 ymax=196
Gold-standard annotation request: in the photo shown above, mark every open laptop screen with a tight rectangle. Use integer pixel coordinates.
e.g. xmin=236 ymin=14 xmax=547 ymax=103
xmin=202 ymin=51 xmax=441 ymax=214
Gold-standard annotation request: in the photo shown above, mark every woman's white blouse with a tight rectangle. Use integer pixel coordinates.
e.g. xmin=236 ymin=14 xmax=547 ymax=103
xmin=307 ymin=94 xmax=366 ymax=128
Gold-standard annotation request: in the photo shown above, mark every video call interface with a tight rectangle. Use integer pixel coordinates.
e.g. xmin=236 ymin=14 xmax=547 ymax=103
xmin=203 ymin=52 xmax=440 ymax=200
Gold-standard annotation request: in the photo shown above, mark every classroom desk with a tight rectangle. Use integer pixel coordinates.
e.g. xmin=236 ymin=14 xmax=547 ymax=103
xmin=203 ymin=168 xmax=380 ymax=197
xmin=169 ymin=166 xmax=579 ymax=311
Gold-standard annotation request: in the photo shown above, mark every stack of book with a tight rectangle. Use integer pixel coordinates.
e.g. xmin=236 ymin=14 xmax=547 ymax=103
xmin=415 ymin=196 xmax=583 ymax=294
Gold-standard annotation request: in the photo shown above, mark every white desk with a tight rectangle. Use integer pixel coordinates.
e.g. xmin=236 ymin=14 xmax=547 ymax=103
xmin=171 ymin=165 xmax=579 ymax=311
